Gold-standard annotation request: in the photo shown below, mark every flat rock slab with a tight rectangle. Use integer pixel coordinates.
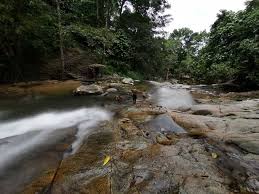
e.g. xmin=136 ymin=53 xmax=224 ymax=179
xmin=74 ymin=84 xmax=103 ymax=95
xmin=144 ymin=114 xmax=187 ymax=134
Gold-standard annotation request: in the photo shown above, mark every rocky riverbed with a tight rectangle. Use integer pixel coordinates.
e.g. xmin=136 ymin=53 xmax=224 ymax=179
xmin=0 ymin=79 xmax=259 ymax=194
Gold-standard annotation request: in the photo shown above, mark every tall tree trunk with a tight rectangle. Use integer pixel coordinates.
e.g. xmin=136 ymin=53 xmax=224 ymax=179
xmin=165 ymin=67 xmax=170 ymax=80
xmin=105 ymin=1 xmax=109 ymax=28
xmin=255 ymin=31 xmax=259 ymax=80
xmin=96 ymin=0 xmax=99 ymax=24
xmin=56 ymin=0 xmax=65 ymax=80
xmin=14 ymin=0 xmax=23 ymax=82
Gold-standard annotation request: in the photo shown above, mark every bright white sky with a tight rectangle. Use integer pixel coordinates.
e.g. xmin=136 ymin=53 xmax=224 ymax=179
xmin=164 ymin=0 xmax=247 ymax=33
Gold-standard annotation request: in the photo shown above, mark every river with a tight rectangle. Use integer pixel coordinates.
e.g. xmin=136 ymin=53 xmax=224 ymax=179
xmin=0 ymin=93 xmax=115 ymax=193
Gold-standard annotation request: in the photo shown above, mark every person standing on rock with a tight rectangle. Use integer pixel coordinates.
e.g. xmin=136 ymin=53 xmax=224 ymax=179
xmin=132 ymin=89 xmax=137 ymax=104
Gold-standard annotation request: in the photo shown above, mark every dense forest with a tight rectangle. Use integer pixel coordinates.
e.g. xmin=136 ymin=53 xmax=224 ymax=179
xmin=0 ymin=0 xmax=258 ymax=88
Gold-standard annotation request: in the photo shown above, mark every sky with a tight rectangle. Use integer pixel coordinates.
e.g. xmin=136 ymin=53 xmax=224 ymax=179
xmin=164 ymin=0 xmax=247 ymax=33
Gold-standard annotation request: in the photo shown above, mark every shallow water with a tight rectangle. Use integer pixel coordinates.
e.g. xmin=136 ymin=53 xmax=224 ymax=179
xmin=150 ymin=81 xmax=195 ymax=110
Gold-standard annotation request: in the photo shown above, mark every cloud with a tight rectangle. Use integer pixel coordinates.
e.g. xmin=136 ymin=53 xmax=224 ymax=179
xmin=164 ymin=0 xmax=246 ymax=32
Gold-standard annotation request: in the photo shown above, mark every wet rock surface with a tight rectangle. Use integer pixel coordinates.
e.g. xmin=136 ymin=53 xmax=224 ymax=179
xmin=174 ymin=87 xmax=259 ymax=193
xmin=3 ymin=80 xmax=259 ymax=194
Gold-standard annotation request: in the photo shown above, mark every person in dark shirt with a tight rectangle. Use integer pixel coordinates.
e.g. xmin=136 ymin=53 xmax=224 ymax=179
xmin=132 ymin=89 xmax=137 ymax=104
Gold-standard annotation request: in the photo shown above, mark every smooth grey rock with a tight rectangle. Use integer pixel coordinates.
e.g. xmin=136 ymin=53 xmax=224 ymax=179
xmin=122 ymin=78 xmax=134 ymax=85
xmin=106 ymin=88 xmax=118 ymax=93
xmin=74 ymin=84 xmax=103 ymax=95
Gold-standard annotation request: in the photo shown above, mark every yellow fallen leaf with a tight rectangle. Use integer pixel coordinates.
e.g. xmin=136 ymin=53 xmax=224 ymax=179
xmin=211 ymin=152 xmax=218 ymax=159
xmin=103 ymin=156 xmax=111 ymax=166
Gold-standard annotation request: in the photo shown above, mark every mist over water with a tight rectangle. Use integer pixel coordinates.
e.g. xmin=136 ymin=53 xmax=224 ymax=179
xmin=150 ymin=81 xmax=194 ymax=109
xmin=70 ymin=109 xmax=112 ymax=154
xmin=0 ymin=107 xmax=112 ymax=169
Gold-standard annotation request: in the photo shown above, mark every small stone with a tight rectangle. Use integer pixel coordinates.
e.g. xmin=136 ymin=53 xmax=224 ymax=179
xmin=156 ymin=134 xmax=177 ymax=145
xmin=211 ymin=152 xmax=218 ymax=159
xmin=121 ymin=118 xmax=131 ymax=123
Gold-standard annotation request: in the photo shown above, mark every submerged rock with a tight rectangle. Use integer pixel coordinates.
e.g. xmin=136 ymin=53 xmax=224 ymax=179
xmin=73 ymin=84 xmax=103 ymax=95
xmin=144 ymin=114 xmax=187 ymax=134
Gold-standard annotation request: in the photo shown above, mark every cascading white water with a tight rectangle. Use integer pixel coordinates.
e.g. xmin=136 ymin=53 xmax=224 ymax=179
xmin=150 ymin=81 xmax=194 ymax=110
xmin=0 ymin=107 xmax=112 ymax=169
xmin=70 ymin=109 xmax=112 ymax=154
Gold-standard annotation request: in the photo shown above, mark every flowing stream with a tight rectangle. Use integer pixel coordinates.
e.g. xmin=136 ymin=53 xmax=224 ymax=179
xmin=0 ymin=94 xmax=114 ymax=193
xmin=0 ymin=108 xmax=112 ymax=169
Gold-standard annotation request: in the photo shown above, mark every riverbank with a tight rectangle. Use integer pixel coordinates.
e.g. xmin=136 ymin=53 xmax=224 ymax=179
xmin=0 ymin=80 xmax=81 ymax=98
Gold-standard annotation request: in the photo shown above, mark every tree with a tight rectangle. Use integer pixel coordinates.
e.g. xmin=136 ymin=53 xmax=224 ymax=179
xmin=165 ymin=28 xmax=208 ymax=79
xmin=0 ymin=0 xmax=57 ymax=82
xmin=56 ymin=0 xmax=65 ymax=79
xmin=198 ymin=1 xmax=259 ymax=87
xmin=114 ymin=0 xmax=171 ymax=76
xmin=0 ymin=0 xmax=171 ymax=82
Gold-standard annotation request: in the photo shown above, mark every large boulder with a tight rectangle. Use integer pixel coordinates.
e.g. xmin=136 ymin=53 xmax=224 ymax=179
xmin=101 ymin=88 xmax=118 ymax=96
xmin=190 ymin=104 xmax=221 ymax=116
xmin=122 ymin=78 xmax=134 ymax=85
xmin=170 ymin=112 xmax=225 ymax=134
xmin=106 ymin=88 xmax=118 ymax=93
xmin=73 ymin=84 xmax=103 ymax=95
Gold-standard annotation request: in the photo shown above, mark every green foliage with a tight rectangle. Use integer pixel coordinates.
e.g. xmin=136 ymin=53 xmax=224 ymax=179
xmin=164 ymin=28 xmax=208 ymax=79
xmin=1 ymin=0 xmax=257 ymax=89
xmin=0 ymin=0 xmax=171 ymax=82
xmin=0 ymin=0 xmax=58 ymax=81
xmin=162 ymin=0 xmax=259 ymax=88
xmin=125 ymin=71 xmax=144 ymax=80
xmin=197 ymin=1 xmax=259 ymax=86
xmin=69 ymin=25 xmax=116 ymax=51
